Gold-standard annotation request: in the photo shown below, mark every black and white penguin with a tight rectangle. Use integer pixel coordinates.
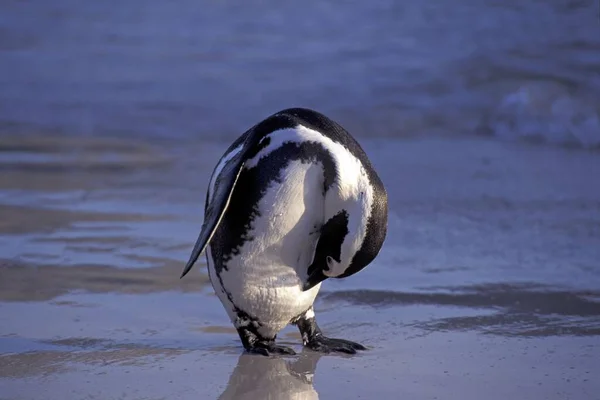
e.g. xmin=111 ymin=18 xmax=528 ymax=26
xmin=181 ymin=108 xmax=388 ymax=356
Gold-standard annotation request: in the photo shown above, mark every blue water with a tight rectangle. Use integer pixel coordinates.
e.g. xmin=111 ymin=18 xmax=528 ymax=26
xmin=1 ymin=0 xmax=599 ymax=146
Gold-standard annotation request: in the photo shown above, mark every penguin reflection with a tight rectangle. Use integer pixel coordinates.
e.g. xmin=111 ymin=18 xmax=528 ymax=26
xmin=219 ymin=350 xmax=322 ymax=400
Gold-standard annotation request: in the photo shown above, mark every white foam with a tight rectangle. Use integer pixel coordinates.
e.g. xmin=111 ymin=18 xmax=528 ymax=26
xmin=485 ymin=82 xmax=600 ymax=148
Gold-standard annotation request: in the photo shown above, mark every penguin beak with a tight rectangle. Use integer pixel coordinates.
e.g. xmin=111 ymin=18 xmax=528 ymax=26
xmin=303 ymin=270 xmax=327 ymax=291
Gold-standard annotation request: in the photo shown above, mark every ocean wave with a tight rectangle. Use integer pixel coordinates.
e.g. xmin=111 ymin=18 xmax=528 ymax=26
xmin=479 ymin=82 xmax=600 ymax=149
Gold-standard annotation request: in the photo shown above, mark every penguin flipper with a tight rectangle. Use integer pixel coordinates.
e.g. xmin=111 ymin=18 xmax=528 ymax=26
xmin=180 ymin=150 xmax=246 ymax=279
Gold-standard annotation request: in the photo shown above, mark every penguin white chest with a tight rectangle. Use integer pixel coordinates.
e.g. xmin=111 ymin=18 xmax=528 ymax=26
xmin=209 ymin=160 xmax=324 ymax=337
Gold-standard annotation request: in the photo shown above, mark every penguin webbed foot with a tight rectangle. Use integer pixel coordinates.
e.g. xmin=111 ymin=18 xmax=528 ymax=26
xmin=295 ymin=308 xmax=367 ymax=355
xmin=306 ymin=335 xmax=366 ymax=354
xmin=236 ymin=317 xmax=297 ymax=357
xmin=246 ymin=341 xmax=296 ymax=357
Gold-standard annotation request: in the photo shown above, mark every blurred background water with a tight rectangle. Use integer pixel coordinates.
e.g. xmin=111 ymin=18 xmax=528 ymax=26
xmin=1 ymin=0 xmax=599 ymax=146
xmin=1 ymin=1 xmax=600 ymax=399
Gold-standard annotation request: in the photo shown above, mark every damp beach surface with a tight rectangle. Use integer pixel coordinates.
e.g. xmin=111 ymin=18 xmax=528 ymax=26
xmin=1 ymin=134 xmax=599 ymax=400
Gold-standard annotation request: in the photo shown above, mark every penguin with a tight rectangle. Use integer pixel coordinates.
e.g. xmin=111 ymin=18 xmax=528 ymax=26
xmin=181 ymin=108 xmax=388 ymax=356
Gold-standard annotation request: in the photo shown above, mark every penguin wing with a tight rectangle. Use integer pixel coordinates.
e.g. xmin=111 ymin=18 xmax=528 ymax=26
xmin=180 ymin=148 xmax=247 ymax=278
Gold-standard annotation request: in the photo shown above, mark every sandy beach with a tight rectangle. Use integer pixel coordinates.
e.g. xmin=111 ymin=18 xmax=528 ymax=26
xmin=1 ymin=134 xmax=599 ymax=399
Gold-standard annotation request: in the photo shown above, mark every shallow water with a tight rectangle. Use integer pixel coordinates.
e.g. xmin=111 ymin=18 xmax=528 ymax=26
xmin=1 ymin=134 xmax=599 ymax=399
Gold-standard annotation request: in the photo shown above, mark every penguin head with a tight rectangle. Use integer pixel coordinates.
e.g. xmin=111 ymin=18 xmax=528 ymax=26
xmin=304 ymin=188 xmax=387 ymax=291
xmin=323 ymin=252 xmax=352 ymax=278
xmin=304 ymin=220 xmax=364 ymax=291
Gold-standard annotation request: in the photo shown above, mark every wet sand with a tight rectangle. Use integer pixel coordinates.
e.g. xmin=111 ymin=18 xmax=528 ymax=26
xmin=1 ymin=135 xmax=600 ymax=399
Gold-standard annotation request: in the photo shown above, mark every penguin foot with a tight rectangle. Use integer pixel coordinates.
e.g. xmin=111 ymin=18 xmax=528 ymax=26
xmin=247 ymin=341 xmax=297 ymax=357
xmin=305 ymin=336 xmax=366 ymax=354
xmin=236 ymin=322 xmax=296 ymax=356
xmin=295 ymin=308 xmax=367 ymax=355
